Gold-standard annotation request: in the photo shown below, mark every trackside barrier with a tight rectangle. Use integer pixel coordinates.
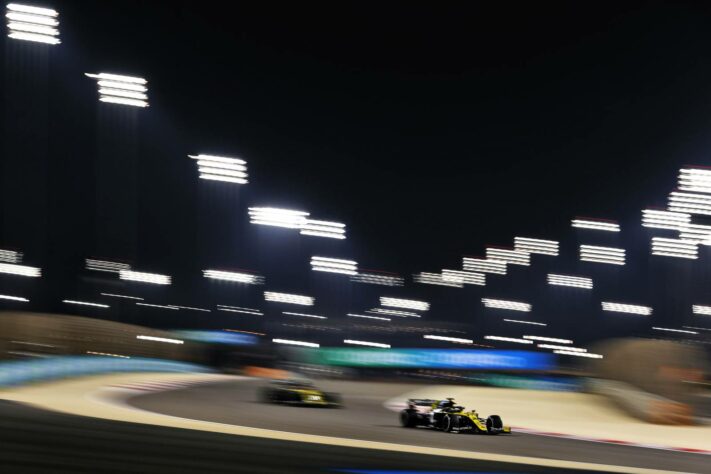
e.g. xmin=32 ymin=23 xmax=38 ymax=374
xmin=0 ymin=356 xmax=212 ymax=387
xmin=587 ymin=378 xmax=693 ymax=425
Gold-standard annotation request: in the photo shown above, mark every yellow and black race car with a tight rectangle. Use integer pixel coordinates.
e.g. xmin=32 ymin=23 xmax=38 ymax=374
xmin=259 ymin=379 xmax=342 ymax=408
xmin=400 ymin=398 xmax=511 ymax=435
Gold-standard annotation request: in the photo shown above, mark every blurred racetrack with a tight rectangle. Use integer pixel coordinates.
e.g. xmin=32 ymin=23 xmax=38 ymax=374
xmin=124 ymin=379 xmax=709 ymax=473
xmin=0 ymin=399 xmax=612 ymax=474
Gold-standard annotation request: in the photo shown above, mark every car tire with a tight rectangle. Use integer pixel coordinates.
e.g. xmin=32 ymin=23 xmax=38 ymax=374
xmin=486 ymin=415 xmax=503 ymax=435
xmin=400 ymin=410 xmax=417 ymax=428
xmin=442 ymin=415 xmax=454 ymax=432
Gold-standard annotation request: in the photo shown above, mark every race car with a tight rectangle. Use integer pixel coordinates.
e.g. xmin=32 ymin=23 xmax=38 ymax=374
xmin=399 ymin=398 xmax=511 ymax=435
xmin=258 ymin=379 xmax=342 ymax=408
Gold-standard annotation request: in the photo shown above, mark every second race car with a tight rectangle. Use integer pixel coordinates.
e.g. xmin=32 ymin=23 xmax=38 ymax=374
xmin=259 ymin=379 xmax=342 ymax=408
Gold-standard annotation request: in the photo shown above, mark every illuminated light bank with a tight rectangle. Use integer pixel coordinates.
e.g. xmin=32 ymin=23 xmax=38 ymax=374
xmin=0 ymin=294 xmax=29 ymax=302
xmin=85 ymin=258 xmax=130 ymax=273
xmin=264 ymin=291 xmax=314 ymax=306
xmin=571 ymin=218 xmax=620 ymax=232
xmin=514 ymin=237 xmax=559 ymax=256
xmin=462 ymin=257 xmax=507 ymax=275
xmin=85 ymin=73 xmax=148 ymax=107
xmin=119 ymin=270 xmax=171 ymax=285
xmin=441 ymin=269 xmax=485 ymax=286
xmin=189 ymin=154 xmax=248 ymax=185
xmin=367 ymin=308 xmax=420 ymax=317
xmin=6 ymin=3 xmax=60 ymax=44
xmin=482 ymin=298 xmax=531 ymax=312
xmin=692 ymin=305 xmax=711 ymax=316
xmin=601 ymin=301 xmax=652 ymax=315
xmin=579 ymin=245 xmax=625 ymax=265
xmin=547 ymin=273 xmax=593 ymax=289
xmin=651 ymin=237 xmax=698 ymax=260
xmin=0 ymin=249 xmax=21 ymax=263
xmin=310 ymin=256 xmax=357 ymax=276
xmin=414 ymin=272 xmax=463 ymax=288
xmin=203 ymin=269 xmax=263 ymax=284
xmin=485 ymin=248 xmax=530 ymax=266
xmin=678 ymin=168 xmax=711 ymax=193
xmin=351 ymin=271 xmax=404 ymax=286
xmin=642 ymin=209 xmax=690 ymax=231
xmin=0 ymin=262 xmax=41 ymax=277
xmin=379 ymin=297 xmax=429 ymax=311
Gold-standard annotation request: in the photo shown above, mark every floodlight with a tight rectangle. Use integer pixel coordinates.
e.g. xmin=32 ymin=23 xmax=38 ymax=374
xmin=203 ymin=269 xmax=263 ymax=284
xmin=641 ymin=209 xmax=690 ymax=231
xmin=300 ymin=219 xmax=346 ymax=239
xmin=310 ymin=256 xmax=357 ymax=275
xmin=651 ymin=237 xmax=698 ymax=260
xmin=486 ymin=248 xmax=530 ymax=266
xmin=482 ymin=298 xmax=531 ymax=312
xmin=571 ymin=219 xmax=620 ymax=232
xmin=248 ymin=207 xmax=309 ymax=229
xmin=414 ymin=272 xmax=463 ymax=287
xmin=264 ymin=291 xmax=314 ymax=306
xmin=692 ymin=305 xmax=711 ymax=316
xmin=0 ymin=262 xmax=41 ymax=277
xmin=379 ymin=297 xmax=429 ymax=311
xmin=441 ymin=269 xmax=485 ymax=286
xmin=6 ymin=3 xmax=60 ymax=44
xmin=86 ymin=73 xmax=148 ymax=107
xmin=351 ymin=272 xmax=404 ymax=286
xmin=189 ymin=154 xmax=248 ymax=184
xmin=462 ymin=257 xmax=507 ymax=275
xmin=547 ymin=273 xmax=593 ymax=289
xmin=119 ymin=270 xmax=171 ymax=285
xmin=514 ymin=237 xmax=559 ymax=256
xmin=0 ymin=249 xmax=21 ymax=263
xmin=678 ymin=168 xmax=711 ymax=193
xmin=86 ymin=258 xmax=130 ymax=273
xmin=579 ymin=245 xmax=625 ymax=265
xmin=601 ymin=301 xmax=652 ymax=315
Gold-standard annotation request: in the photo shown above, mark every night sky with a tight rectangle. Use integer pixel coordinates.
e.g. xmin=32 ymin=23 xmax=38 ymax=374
xmin=3 ymin=1 xmax=711 ymax=345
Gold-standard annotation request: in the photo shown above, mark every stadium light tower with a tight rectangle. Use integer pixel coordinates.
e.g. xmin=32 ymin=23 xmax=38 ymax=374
xmin=85 ymin=73 xmax=149 ymax=107
xmin=6 ymin=3 xmax=60 ymax=44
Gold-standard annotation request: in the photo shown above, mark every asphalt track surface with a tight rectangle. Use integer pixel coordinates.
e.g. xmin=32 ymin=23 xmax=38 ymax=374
xmin=1 ymin=399 xmax=607 ymax=473
xmin=128 ymin=379 xmax=710 ymax=473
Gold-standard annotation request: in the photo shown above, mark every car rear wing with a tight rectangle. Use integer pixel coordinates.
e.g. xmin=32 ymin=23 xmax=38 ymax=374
xmin=407 ymin=398 xmax=439 ymax=406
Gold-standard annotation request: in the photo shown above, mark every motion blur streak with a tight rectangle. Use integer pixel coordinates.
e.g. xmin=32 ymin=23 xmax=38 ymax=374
xmin=62 ymin=299 xmax=109 ymax=308
xmin=379 ymin=297 xmax=429 ymax=311
xmin=571 ymin=218 xmax=620 ymax=232
xmin=272 ymin=338 xmax=319 ymax=347
xmin=248 ymin=207 xmax=309 ymax=229
xmin=538 ymin=344 xmax=587 ymax=352
xmin=484 ymin=335 xmax=533 ymax=344
xmin=0 ymin=294 xmax=29 ymax=302
xmin=136 ymin=335 xmax=184 ymax=344
xmin=351 ymin=272 xmax=404 ymax=286
xmin=367 ymin=308 xmax=420 ymax=317
xmin=136 ymin=303 xmax=179 ymax=310
xmin=343 ymin=339 xmax=391 ymax=348
xmin=347 ymin=313 xmax=390 ymax=321
xmin=264 ymin=291 xmax=314 ymax=306
xmin=423 ymin=334 xmax=473 ymax=344
xmin=203 ymin=269 xmax=263 ymax=284
xmin=300 ymin=219 xmax=346 ymax=239
xmin=283 ymin=311 xmax=327 ymax=319
xmin=678 ymin=167 xmax=711 ymax=193
xmin=100 ymin=293 xmax=143 ymax=300
xmin=554 ymin=350 xmax=603 ymax=358
xmin=601 ymin=301 xmax=653 ymax=315
xmin=119 ymin=270 xmax=171 ymax=285
xmin=0 ymin=262 xmax=41 ymax=277
xmin=85 ymin=351 xmax=130 ymax=358
xmin=482 ymin=298 xmax=531 ymax=312
xmin=652 ymin=326 xmax=698 ymax=334
xmin=504 ymin=319 xmax=547 ymax=326
xmin=523 ymin=335 xmax=573 ymax=344
xmin=217 ymin=305 xmax=263 ymax=316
